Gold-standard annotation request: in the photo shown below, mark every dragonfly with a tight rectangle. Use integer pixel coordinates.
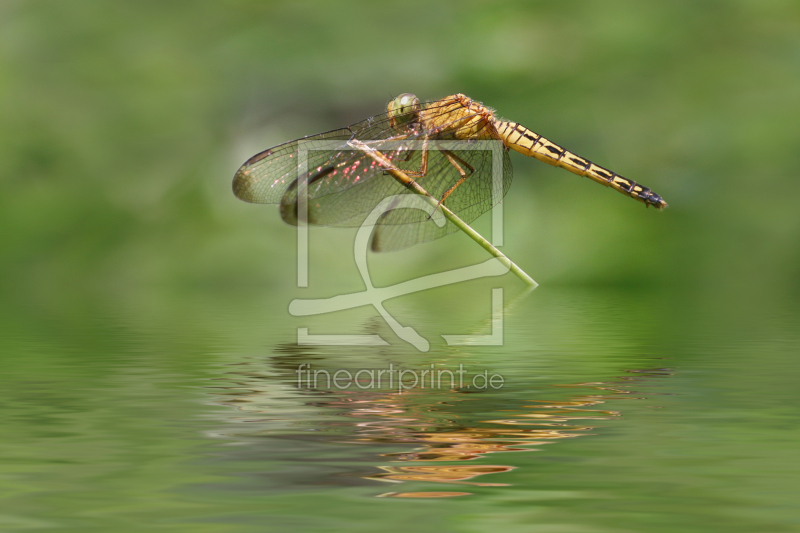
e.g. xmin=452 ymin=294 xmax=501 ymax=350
xmin=233 ymin=93 xmax=667 ymax=252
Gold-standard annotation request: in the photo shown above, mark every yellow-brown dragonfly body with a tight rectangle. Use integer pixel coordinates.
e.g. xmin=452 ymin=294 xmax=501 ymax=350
xmin=233 ymin=93 xmax=666 ymax=251
xmin=414 ymin=94 xmax=666 ymax=209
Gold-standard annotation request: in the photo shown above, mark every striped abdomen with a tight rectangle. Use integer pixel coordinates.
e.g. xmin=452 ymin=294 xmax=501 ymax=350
xmin=495 ymin=121 xmax=667 ymax=209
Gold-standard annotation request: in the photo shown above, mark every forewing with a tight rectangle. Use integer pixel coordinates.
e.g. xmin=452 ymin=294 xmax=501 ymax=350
xmin=232 ymin=97 xmax=463 ymax=207
xmin=232 ymin=99 xmax=438 ymax=205
xmin=232 ymin=128 xmax=354 ymax=204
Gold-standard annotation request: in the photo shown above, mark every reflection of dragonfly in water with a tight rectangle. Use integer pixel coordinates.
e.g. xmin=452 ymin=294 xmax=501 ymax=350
xmin=233 ymin=93 xmax=667 ymax=251
xmin=212 ymin=346 xmax=674 ymax=498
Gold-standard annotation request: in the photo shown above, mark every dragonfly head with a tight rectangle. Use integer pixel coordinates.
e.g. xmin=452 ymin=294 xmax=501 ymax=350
xmin=387 ymin=93 xmax=421 ymax=128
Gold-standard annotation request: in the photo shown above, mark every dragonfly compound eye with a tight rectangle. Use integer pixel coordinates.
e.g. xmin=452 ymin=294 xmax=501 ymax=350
xmin=387 ymin=93 xmax=421 ymax=126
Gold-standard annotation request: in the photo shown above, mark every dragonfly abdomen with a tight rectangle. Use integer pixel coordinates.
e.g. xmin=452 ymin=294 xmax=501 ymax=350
xmin=495 ymin=120 xmax=667 ymax=209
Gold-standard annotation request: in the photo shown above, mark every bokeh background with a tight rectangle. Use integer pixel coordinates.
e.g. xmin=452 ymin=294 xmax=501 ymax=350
xmin=2 ymin=1 xmax=799 ymax=531
xmin=4 ymin=0 xmax=799 ymax=307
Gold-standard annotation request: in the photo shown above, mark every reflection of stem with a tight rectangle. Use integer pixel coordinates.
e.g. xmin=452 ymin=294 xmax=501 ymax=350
xmin=348 ymin=139 xmax=537 ymax=287
xmin=446 ymin=285 xmax=537 ymax=342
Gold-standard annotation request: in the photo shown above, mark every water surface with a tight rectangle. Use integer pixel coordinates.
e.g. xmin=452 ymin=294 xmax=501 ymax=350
xmin=3 ymin=284 xmax=797 ymax=532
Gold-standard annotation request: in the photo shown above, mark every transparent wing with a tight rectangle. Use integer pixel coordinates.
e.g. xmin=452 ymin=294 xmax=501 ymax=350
xmin=232 ymin=98 xmax=462 ymax=203
xmin=232 ymin=97 xmax=512 ymax=251
xmin=232 ymin=128 xmax=355 ymax=205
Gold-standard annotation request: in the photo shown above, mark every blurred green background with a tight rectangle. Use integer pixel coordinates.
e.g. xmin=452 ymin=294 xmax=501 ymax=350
xmin=2 ymin=1 xmax=800 ymax=531
xmin=3 ymin=0 xmax=798 ymax=313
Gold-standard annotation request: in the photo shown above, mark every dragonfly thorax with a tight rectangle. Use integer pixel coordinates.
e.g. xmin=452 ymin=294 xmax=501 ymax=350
xmin=420 ymin=94 xmax=497 ymax=140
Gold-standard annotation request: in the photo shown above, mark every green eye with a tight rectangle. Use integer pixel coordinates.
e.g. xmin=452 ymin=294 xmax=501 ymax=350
xmin=387 ymin=93 xmax=421 ymax=125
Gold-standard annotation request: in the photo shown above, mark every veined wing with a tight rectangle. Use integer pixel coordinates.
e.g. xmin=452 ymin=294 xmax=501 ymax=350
xmin=232 ymin=96 xmax=461 ymax=205
xmin=232 ymin=96 xmax=512 ymax=251
xmin=232 ymin=128 xmax=354 ymax=205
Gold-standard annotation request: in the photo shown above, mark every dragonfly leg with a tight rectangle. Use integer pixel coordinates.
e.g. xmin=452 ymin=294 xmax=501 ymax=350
xmin=436 ymin=150 xmax=475 ymax=207
xmin=421 ymin=150 xmax=475 ymax=221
